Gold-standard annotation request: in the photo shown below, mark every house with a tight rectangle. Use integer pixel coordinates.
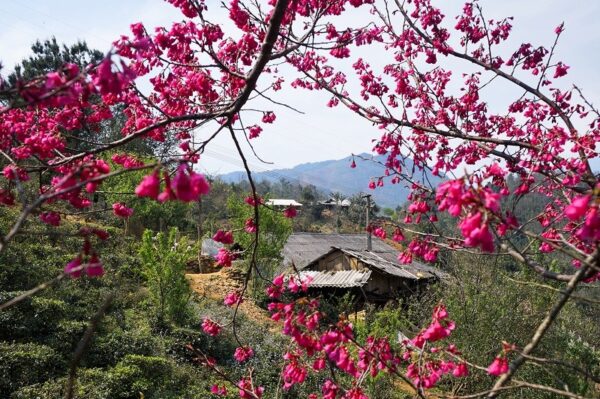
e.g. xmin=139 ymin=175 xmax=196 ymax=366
xmin=282 ymin=233 xmax=445 ymax=302
xmin=317 ymin=198 xmax=351 ymax=208
xmin=265 ymin=199 xmax=303 ymax=208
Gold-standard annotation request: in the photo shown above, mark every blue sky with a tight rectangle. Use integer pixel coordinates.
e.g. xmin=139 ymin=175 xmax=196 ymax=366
xmin=1 ymin=0 xmax=598 ymax=174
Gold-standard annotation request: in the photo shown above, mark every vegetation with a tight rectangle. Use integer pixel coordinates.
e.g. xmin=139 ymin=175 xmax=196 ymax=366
xmin=139 ymin=228 xmax=195 ymax=326
xmin=1 ymin=1 xmax=599 ymax=399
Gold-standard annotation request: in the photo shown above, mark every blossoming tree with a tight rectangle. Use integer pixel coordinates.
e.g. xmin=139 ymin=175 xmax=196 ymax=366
xmin=0 ymin=0 xmax=598 ymax=398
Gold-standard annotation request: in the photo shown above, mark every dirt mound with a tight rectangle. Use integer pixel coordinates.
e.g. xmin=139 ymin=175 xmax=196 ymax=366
xmin=186 ymin=268 xmax=278 ymax=330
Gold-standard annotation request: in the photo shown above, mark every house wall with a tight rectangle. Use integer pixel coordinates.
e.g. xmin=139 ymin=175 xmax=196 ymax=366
xmin=313 ymin=252 xmax=411 ymax=297
xmin=364 ymin=270 xmax=412 ymax=297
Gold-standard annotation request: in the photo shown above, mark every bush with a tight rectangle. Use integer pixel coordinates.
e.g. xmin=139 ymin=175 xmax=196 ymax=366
xmin=139 ymin=228 xmax=195 ymax=326
xmin=0 ymin=342 xmax=63 ymax=394
xmin=104 ymin=355 xmax=204 ymax=399
xmin=86 ymin=326 xmax=160 ymax=367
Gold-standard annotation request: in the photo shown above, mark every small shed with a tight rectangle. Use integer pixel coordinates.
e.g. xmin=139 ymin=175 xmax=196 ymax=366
xmin=282 ymin=233 xmax=445 ymax=302
xmin=301 ymin=247 xmax=440 ymax=300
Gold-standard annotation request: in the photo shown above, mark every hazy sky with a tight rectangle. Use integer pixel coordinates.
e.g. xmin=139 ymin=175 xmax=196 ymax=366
xmin=1 ymin=0 xmax=599 ymax=175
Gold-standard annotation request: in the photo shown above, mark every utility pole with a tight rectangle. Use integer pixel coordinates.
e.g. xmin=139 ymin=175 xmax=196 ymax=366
xmin=363 ymin=194 xmax=372 ymax=251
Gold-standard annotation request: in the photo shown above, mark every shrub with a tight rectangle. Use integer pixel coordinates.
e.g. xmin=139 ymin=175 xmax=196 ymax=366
xmin=139 ymin=228 xmax=195 ymax=326
xmin=0 ymin=342 xmax=63 ymax=394
xmin=105 ymin=355 xmax=199 ymax=399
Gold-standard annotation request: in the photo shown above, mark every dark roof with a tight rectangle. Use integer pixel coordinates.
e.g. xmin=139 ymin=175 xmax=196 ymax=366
xmin=297 ymin=270 xmax=372 ymax=288
xmin=321 ymin=248 xmax=437 ymax=280
xmin=282 ymin=233 xmax=397 ymax=270
xmin=282 ymin=233 xmax=447 ymax=280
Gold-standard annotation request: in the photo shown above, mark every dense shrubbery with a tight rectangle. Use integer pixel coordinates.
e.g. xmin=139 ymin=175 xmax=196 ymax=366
xmin=350 ymin=252 xmax=600 ymax=399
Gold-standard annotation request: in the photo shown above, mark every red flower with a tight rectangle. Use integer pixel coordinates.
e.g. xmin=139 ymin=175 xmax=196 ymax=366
xmin=234 ymin=346 xmax=254 ymax=362
xmin=215 ymin=247 xmax=234 ymax=267
xmin=112 ymin=202 xmax=134 ymax=218
xmin=135 ymin=171 xmax=160 ymax=199
xmin=201 ymin=318 xmax=222 ymax=336
xmin=40 ymin=211 xmax=61 ymax=226
xmin=86 ymin=255 xmax=104 ymax=277
xmin=64 ymin=257 xmax=83 ymax=278
xmin=487 ymin=357 xmax=509 ymax=376
xmin=224 ymin=291 xmax=242 ymax=307
xmin=565 ymin=194 xmax=591 ymax=221
xmin=245 ymin=218 xmax=257 ymax=233
xmin=213 ymin=230 xmax=234 ymax=244
xmin=283 ymin=206 xmax=297 ymax=218
xmin=172 ymin=164 xmax=211 ymax=202
xmin=453 ymin=362 xmax=469 ymax=377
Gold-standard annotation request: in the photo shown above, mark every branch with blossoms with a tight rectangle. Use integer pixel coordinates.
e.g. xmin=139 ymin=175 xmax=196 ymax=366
xmin=1 ymin=0 xmax=599 ymax=398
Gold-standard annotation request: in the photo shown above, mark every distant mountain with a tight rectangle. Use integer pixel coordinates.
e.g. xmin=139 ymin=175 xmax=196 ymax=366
xmin=219 ymin=154 xmax=443 ymax=209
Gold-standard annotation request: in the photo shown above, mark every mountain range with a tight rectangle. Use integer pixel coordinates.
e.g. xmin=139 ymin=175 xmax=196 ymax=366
xmin=219 ymin=153 xmax=443 ymax=208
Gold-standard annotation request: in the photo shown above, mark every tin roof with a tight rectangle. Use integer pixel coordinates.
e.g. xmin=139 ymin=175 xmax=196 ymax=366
xmin=265 ymin=199 xmax=303 ymax=207
xmin=282 ymin=233 xmax=397 ymax=270
xmin=335 ymin=248 xmax=436 ymax=279
xmin=201 ymin=238 xmax=224 ymax=257
xmin=297 ymin=270 xmax=372 ymax=288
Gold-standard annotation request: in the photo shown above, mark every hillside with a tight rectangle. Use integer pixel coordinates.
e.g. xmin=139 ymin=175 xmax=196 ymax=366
xmin=220 ymin=154 xmax=443 ymax=209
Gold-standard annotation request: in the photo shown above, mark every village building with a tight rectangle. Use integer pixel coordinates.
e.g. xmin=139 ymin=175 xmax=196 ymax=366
xmin=317 ymin=198 xmax=351 ymax=208
xmin=265 ymin=199 xmax=303 ymax=208
xmin=282 ymin=233 xmax=445 ymax=302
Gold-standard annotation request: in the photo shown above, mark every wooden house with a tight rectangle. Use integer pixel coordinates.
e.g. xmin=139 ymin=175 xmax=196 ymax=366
xmin=282 ymin=233 xmax=445 ymax=302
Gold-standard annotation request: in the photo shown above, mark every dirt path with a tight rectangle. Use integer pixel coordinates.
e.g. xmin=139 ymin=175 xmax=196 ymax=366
xmin=186 ymin=269 xmax=278 ymax=330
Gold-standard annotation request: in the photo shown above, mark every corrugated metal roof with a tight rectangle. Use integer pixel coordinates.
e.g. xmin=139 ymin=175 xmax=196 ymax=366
xmin=201 ymin=238 xmax=224 ymax=257
xmin=337 ymin=248 xmax=435 ymax=280
xmin=265 ymin=199 xmax=303 ymax=207
xmin=297 ymin=270 xmax=372 ymax=288
xmin=282 ymin=233 xmax=398 ymax=270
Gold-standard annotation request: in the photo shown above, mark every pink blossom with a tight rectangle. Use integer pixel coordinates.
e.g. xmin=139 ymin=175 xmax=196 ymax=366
xmin=244 ymin=195 xmax=263 ymax=206
xmin=392 ymin=228 xmax=405 ymax=242
xmin=3 ymin=165 xmax=29 ymax=181
xmin=86 ymin=255 xmax=105 ymax=277
xmin=201 ymin=318 xmax=222 ymax=336
xmin=172 ymin=164 xmax=211 ymax=202
xmin=487 ymin=163 xmax=506 ymax=177
xmin=245 ymin=218 xmax=257 ymax=233
xmin=215 ymin=247 xmax=234 ymax=267
xmin=422 ymin=319 xmax=454 ymax=342
xmin=262 ymin=111 xmax=276 ymax=123
xmin=64 ymin=257 xmax=83 ymax=278
xmin=40 ymin=211 xmax=61 ymax=226
xmin=238 ymin=378 xmax=264 ymax=398
xmin=234 ymin=346 xmax=254 ymax=362
xmin=112 ymin=153 xmax=143 ymax=169
xmin=564 ymin=194 xmax=591 ymax=221
xmin=212 ymin=230 xmax=234 ymax=244
xmin=112 ymin=202 xmax=134 ymax=218
xmin=283 ymin=206 xmax=297 ymax=218
xmin=224 ymin=291 xmax=242 ymax=307
xmin=576 ymin=206 xmax=600 ymax=242
xmin=398 ymin=250 xmax=413 ymax=264
xmin=408 ymin=200 xmax=429 ymax=214
xmin=482 ymin=190 xmax=501 ymax=213
xmin=0 ymin=190 xmax=15 ymax=206
xmin=373 ymin=227 xmax=386 ymax=239
xmin=135 ymin=171 xmax=160 ymax=199
xmin=554 ymin=62 xmax=569 ymax=78
xmin=453 ymin=362 xmax=469 ymax=377
xmin=92 ymin=57 xmax=135 ymax=95
xmin=210 ymin=384 xmax=227 ymax=396
xmin=436 ymin=180 xmax=466 ymax=217
xmin=487 ymin=357 xmax=509 ymax=376
xmin=459 ymin=212 xmax=495 ymax=252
